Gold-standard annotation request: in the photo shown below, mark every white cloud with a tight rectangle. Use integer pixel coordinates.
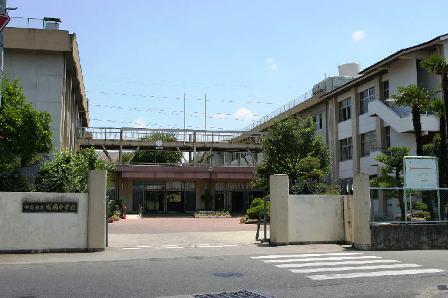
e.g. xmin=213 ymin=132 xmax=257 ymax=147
xmin=132 ymin=117 xmax=148 ymax=128
xmin=352 ymin=30 xmax=366 ymax=42
xmin=234 ymin=108 xmax=256 ymax=120
xmin=266 ymin=57 xmax=278 ymax=70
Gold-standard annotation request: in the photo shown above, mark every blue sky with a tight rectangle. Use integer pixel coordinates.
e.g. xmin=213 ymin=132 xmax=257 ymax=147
xmin=7 ymin=0 xmax=448 ymax=130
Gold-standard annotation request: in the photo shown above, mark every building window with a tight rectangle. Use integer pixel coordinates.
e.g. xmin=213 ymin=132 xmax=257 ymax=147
xmin=361 ymin=131 xmax=377 ymax=157
xmin=359 ymin=87 xmax=375 ymax=115
xmin=382 ymin=81 xmax=390 ymax=100
xmin=339 ymin=137 xmax=352 ymax=161
xmin=385 ymin=126 xmax=391 ymax=148
xmin=312 ymin=113 xmax=323 ymax=130
xmin=338 ymin=98 xmax=351 ymax=122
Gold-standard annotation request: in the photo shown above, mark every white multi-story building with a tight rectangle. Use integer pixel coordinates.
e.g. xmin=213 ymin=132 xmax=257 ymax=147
xmin=244 ymin=33 xmax=448 ymax=187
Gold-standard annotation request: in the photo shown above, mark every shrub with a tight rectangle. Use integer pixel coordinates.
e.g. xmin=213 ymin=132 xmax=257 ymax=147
xmin=246 ymin=197 xmax=269 ymax=219
xmin=412 ymin=201 xmax=428 ymax=211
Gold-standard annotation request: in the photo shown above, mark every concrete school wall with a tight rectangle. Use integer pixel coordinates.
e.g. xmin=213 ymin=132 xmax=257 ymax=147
xmin=0 ymin=170 xmax=107 ymax=253
xmin=269 ymin=174 xmax=352 ymax=245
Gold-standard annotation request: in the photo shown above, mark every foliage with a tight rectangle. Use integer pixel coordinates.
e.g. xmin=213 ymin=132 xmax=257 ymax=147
xmin=370 ymin=146 xmax=409 ymax=221
xmin=122 ymin=132 xmax=182 ymax=164
xmin=370 ymin=146 xmax=410 ymax=188
xmin=255 ymin=117 xmax=330 ymax=193
xmin=393 ymin=85 xmax=433 ymax=156
xmin=34 ymin=147 xmax=114 ymax=193
xmin=246 ymin=197 xmax=270 ymax=219
xmin=420 ymin=55 xmax=448 ymax=76
xmin=412 ymin=201 xmax=428 ymax=211
xmin=0 ymin=78 xmax=52 ymax=172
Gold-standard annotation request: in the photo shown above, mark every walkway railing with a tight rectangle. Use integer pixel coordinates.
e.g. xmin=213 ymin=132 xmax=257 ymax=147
xmin=79 ymin=127 xmax=265 ymax=144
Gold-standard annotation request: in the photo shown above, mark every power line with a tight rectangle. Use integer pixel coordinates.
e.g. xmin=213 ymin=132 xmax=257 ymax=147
xmin=86 ymin=90 xmax=275 ymax=105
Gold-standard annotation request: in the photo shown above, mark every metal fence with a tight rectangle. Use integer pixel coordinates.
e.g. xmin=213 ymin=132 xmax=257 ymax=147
xmin=369 ymin=187 xmax=448 ymax=224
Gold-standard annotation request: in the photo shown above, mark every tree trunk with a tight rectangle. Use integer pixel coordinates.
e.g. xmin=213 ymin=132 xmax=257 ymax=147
xmin=439 ymin=115 xmax=447 ymax=187
xmin=396 ymin=170 xmax=406 ymax=221
xmin=443 ymin=74 xmax=448 ymax=184
xmin=411 ymin=104 xmax=423 ymax=156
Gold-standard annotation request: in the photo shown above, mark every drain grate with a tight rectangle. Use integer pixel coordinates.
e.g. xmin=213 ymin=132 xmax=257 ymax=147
xmin=194 ymin=290 xmax=271 ymax=298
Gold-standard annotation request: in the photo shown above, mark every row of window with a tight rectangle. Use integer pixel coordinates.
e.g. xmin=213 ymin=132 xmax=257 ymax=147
xmin=339 ymin=128 xmax=391 ymax=161
xmin=337 ymin=80 xmax=390 ymax=123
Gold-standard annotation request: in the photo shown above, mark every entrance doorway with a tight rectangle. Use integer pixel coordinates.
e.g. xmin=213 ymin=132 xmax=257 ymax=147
xmin=145 ymin=191 xmax=165 ymax=212
xmin=215 ymin=191 xmax=225 ymax=210
xmin=230 ymin=191 xmax=244 ymax=213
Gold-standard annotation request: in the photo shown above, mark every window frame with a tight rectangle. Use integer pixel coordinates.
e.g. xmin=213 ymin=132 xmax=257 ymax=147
xmin=339 ymin=137 xmax=353 ymax=161
xmin=360 ymin=131 xmax=377 ymax=157
xmin=338 ymin=98 xmax=351 ymax=123
xmin=359 ymin=87 xmax=375 ymax=115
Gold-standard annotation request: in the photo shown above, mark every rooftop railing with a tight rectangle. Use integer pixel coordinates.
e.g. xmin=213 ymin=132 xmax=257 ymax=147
xmin=8 ymin=17 xmax=61 ymax=30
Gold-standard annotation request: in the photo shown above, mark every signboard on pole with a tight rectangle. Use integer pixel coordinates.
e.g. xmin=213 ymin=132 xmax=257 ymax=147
xmin=0 ymin=14 xmax=10 ymax=32
xmin=403 ymin=156 xmax=439 ymax=190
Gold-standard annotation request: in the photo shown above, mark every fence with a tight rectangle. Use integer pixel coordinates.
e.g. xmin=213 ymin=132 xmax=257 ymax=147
xmin=369 ymin=187 xmax=448 ymax=224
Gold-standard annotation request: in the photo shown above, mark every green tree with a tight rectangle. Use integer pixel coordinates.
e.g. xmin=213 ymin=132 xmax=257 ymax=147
xmin=255 ymin=117 xmax=330 ymax=193
xmin=424 ymin=99 xmax=446 ymax=186
xmin=421 ymin=55 xmax=448 ymax=185
xmin=34 ymin=147 xmax=113 ymax=193
xmin=0 ymin=78 xmax=52 ymax=172
xmin=393 ymin=85 xmax=432 ymax=156
xmin=371 ymin=146 xmax=409 ymax=221
xmin=123 ymin=132 xmax=182 ymax=164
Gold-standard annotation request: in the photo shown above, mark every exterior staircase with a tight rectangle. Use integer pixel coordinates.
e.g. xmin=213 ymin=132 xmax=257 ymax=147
xmin=368 ymin=99 xmax=439 ymax=133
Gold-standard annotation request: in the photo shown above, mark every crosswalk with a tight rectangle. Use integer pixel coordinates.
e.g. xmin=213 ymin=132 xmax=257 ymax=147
xmin=250 ymin=252 xmax=444 ymax=281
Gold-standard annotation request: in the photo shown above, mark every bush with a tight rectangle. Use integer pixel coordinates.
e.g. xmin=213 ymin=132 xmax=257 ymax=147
xmin=246 ymin=197 xmax=269 ymax=219
xmin=412 ymin=201 xmax=428 ymax=211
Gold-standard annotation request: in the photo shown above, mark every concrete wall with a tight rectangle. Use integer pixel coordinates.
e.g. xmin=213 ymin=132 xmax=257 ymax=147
xmin=269 ymin=174 xmax=352 ymax=245
xmin=288 ymin=195 xmax=345 ymax=243
xmin=0 ymin=171 xmax=106 ymax=253
xmin=371 ymin=224 xmax=448 ymax=250
xmin=4 ymin=50 xmax=65 ymax=149
xmin=0 ymin=192 xmax=88 ymax=251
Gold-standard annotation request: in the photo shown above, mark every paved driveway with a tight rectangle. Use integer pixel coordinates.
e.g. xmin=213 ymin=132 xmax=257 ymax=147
xmin=108 ymin=216 xmax=263 ymax=248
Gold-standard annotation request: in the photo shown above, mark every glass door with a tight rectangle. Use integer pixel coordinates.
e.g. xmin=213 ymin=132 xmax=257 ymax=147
xmin=145 ymin=191 xmax=165 ymax=213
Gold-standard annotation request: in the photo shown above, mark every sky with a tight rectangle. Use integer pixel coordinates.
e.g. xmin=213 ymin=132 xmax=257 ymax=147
xmin=6 ymin=0 xmax=448 ymax=131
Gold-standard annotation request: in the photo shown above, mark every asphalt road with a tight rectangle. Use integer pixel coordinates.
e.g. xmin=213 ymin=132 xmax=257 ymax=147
xmin=1 ymin=245 xmax=448 ymax=298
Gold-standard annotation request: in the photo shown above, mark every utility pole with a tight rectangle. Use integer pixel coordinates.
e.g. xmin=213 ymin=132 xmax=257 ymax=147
xmin=183 ymin=92 xmax=186 ymax=142
xmin=204 ymin=93 xmax=207 ymax=133
xmin=0 ymin=0 xmax=6 ymax=108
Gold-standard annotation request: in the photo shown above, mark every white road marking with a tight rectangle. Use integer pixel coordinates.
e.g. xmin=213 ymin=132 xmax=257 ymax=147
xmin=164 ymin=245 xmax=181 ymax=247
xmin=196 ymin=245 xmax=224 ymax=248
xmin=222 ymin=245 xmax=238 ymax=247
xmin=276 ymin=259 xmax=401 ymax=268
xmin=264 ymin=256 xmax=381 ymax=263
xmin=251 ymin=252 xmax=362 ymax=259
xmin=290 ymin=263 xmax=421 ymax=273
xmin=308 ymin=269 xmax=444 ymax=280
xmin=136 ymin=245 xmax=152 ymax=248
xmin=122 ymin=247 xmax=142 ymax=250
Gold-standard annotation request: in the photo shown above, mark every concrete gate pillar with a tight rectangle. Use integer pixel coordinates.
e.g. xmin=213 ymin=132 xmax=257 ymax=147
xmin=87 ymin=170 xmax=107 ymax=251
xmin=270 ymin=174 xmax=289 ymax=245
xmin=352 ymin=173 xmax=372 ymax=250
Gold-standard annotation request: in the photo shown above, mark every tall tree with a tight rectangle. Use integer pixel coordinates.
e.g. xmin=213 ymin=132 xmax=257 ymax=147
xmin=393 ymin=85 xmax=432 ymax=156
xmin=421 ymin=55 xmax=448 ymax=184
xmin=255 ymin=117 xmax=330 ymax=193
xmin=371 ymin=146 xmax=410 ymax=221
xmin=0 ymin=78 xmax=52 ymax=172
